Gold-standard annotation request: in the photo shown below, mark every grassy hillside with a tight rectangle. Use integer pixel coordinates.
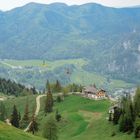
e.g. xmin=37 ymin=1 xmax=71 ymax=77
xmin=4 ymin=95 xmax=37 ymax=117
xmin=3 ymin=94 xmax=135 ymax=140
xmin=38 ymin=95 xmax=135 ymax=140
xmin=0 ymin=121 xmax=45 ymax=140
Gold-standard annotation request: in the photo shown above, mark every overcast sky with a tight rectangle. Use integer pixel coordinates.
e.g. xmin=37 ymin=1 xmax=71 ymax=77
xmin=0 ymin=0 xmax=140 ymax=11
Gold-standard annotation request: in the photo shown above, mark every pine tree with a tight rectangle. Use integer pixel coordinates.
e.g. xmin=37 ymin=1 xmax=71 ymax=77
xmin=44 ymin=89 xmax=53 ymax=113
xmin=46 ymin=80 xmax=51 ymax=92
xmin=119 ymin=114 xmax=126 ymax=132
xmin=20 ymin=101 xmax=30 ymax=128
xmin=56 ymin=95 xmax=62 ymax=103
xmin=10 ymin=105 xmax=19 ymax=128
xmin=29 ymin=113 xmax=38 ymax=134
xmin=0 ymin=102 xmax=6 ymax=121
xmin=135 ymin=116 xmax=140 ymax=138
xmin=113 ymin=107 xmax=121 ymax=124
xmin=18 ymin=112 xmax=21 ymax=121
xmin=134 ymin=87 xmax=140 ymax=117
xmin=55 ymin=80 xmax=62 ymax=93
xmin=43 ymin=117 xmax=58 ymax=140
xmin=55 ymin=109 xmax=61 ymax=122
xmin=119 ymin=94 xmax=134 ymax=132
xmin=23 ymin=101 xmax=29 ymax=121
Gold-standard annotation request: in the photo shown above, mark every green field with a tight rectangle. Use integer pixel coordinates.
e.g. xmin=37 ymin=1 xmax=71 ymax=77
xmin=3 ymin=94 xmax=135 ymax=140
xmin=2 ymin=59 xmax=87 ymax=70
xmin=0 ymin=121 xmax=45 ymax=140
xmin=4 ymin=95 xmax=37 ymax=117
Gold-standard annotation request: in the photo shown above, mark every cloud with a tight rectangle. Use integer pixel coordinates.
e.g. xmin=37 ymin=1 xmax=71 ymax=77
xmin=0 ymin=0 xmax=140 ymax=11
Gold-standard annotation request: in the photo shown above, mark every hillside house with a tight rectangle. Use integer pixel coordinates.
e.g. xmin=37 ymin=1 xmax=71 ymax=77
xmin=83 ymin=85 xmax=107 ymax=100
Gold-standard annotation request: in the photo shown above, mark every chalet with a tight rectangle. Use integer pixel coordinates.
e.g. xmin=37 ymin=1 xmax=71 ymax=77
xmin=83 ymin=85 xmax=107 ymax=100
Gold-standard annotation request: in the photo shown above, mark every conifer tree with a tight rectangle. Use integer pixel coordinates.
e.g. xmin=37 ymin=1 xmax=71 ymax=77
xmin=43 ymin=117 xmax=58 ymax=140
xmin=0 ymin=102 xmax=6 ymax=121
xmin=134 ymin=87 xmax=140 ymax=117
xmin=113 ymin=107 xmax=121 ymax=124
xmin=10 ymin=105 xmax=19 ymax=128
xmin=55 ymin=80 xmax=62 ymax=93
xmin=23 ymin=101 xmax=29 ymax=121
xmin=46 ymin=80 xmax=51 ymax=92
xmin=20 ymin=101 xmax=29 ymax=128
xmin=29 ymin=112 xmax=38 ymax=134
xmin=135 ymin=115 xmax=140 ymax=138
xmin=55 ymin=109 xmax=61 ymax=122
xmin=119 ymin=94 xmax=134 ymax=132
xmin=56 ymin=95 xmax=62 ymax=103
xmin=44 ymin=86 xmax=53 ymax=113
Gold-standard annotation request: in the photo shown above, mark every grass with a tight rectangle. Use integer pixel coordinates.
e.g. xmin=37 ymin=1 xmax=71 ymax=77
xmin=38 ymin=95 xmax=135 ymax=140
xmin=0 ymin=121 xmax=45 ymax=140
xmin=4 ymin=95 xmax=37 ymax=118
xmin=3 ymin=94 xmax=135 ymax=140
xmin=3 ymin=59 xmax=87 ymax=70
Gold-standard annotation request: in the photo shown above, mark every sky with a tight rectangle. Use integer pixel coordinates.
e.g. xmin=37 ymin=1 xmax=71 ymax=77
xmin=0 ymin=0 xmax=140 ymax=11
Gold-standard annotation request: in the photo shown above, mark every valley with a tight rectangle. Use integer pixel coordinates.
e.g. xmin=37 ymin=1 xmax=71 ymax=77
xmin=0 ymin=2 xmax=140 ymax=140
xmin=0 ymin=59 xmax=133 ymax=92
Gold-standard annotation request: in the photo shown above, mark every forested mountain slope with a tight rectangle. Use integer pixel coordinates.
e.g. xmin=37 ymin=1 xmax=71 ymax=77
xmin=0 ymin=3 xmax=140 ymax=83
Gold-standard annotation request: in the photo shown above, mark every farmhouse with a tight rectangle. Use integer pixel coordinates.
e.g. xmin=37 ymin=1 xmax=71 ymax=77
xmin=83 ymin=85 xmax=107 ymax=100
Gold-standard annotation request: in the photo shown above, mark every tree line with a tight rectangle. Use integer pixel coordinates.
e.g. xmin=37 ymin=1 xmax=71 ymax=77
xmin=45 ymin=80 xmax=83 ymax=94
xmin=109 ymin=87 xmax=140 ymax=138
xmin=0 ymin=78 xmax=37 ymax=96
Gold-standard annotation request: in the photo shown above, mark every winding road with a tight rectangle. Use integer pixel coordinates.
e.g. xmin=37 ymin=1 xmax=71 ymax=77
xmin=24 ymin=94 xmax=46 ymax=132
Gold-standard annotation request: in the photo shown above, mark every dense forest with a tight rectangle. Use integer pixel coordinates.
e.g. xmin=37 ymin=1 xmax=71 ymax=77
xmin=110 ymin=87 xmax=140 ymax=138
xmin=0 ymin=78 xmax=37 ymax=96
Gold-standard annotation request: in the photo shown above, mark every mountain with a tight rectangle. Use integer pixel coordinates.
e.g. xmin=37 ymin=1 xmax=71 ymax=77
xmin=0 ymin=2 xmax=140 ymax=84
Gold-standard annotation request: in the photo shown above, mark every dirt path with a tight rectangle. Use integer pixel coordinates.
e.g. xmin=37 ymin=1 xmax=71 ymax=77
xmin=24 ymin=94 xmax=46 ymax=132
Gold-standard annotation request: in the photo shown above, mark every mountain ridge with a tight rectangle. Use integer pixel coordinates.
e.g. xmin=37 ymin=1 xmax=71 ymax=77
xmin=0 ymin=3 xmax=140 ymax=84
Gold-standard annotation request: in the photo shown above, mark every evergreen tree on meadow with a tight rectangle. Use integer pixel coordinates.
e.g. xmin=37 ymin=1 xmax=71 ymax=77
xmin=0 ymin=102 xmax=6 ymax=121
xmin=134 ymin=87 xmax=140 ymax=117
xmin=10 ymin=105 xmax=19 ymax=128
xmin=44 ymin=81 xmax=53 ymax=113
xmin=43 ymin=117 xmax=58 ymax=140
xmin=29 ymin=111 xmax=38 ymax=134
xmin=23 ymin=101 xmax=29 ymax=121
xmin=119 ymin=94 xmax=134 ymax=132
xmin=20 ymin=101 xmax=30 ymax=128
xmin=46 ymin=80 xmax=51 ymax=92
xmin=113 ymin=107 xmax=121 ymax=125
xmin=135 ymin=115 xmax=140 ymax=138
xmin=56 ymin=95 xmax=62 ymax=103
xmin=133 ymin=87 xmax=140 ymax=138
xmin=18 ymin=112 xmax=21 ymax=121
xmin=55 ymin=80 xmax=62 ymax=93
xmin=55 ymin=109 xmax=61 ymax=122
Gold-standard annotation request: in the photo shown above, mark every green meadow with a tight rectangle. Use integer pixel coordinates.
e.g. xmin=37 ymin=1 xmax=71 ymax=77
xmin=0 ymin=121 xmax=45 ymax=140
xmin=3 ymin=94 xmax=135 ymax=140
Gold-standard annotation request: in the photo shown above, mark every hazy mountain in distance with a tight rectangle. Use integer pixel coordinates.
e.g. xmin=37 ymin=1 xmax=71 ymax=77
xmin=0 ymin=2 xmax=140 ymax=84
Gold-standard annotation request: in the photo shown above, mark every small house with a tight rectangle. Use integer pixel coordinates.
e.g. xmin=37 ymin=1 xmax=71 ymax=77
xmin=83 ymin=85 xmax=107 ymax=100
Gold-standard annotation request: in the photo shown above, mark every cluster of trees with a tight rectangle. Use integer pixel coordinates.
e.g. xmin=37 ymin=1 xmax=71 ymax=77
xmin=0 ymin=78 xmax=38 ymax=96
xmin=110 ymin=87 xmax=140 ymax=138
xmin=45 ymin=80 xmax=83 ymax=95
xmin=9 ymin=102 xmax=38 ymax=134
